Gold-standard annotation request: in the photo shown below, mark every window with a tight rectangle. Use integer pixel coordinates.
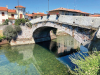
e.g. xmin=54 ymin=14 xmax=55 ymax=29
xmin=2 ymin=12 xmax=5 ymax=16
xmin=11 ymin=14 xmax=14 ymax=17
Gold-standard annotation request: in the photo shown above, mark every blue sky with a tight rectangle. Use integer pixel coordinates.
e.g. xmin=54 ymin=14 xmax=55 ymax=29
xmin=0 ymin=0 xmax=100 ymax=14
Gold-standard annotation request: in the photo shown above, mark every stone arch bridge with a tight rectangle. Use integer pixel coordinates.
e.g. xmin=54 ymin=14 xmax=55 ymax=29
xmin=10 ymin=15 xmax=100 ymax=46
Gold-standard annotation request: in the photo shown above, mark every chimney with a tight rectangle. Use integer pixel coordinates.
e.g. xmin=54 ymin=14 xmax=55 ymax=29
xmin=6 ymin=5 xmax=8 ymax=8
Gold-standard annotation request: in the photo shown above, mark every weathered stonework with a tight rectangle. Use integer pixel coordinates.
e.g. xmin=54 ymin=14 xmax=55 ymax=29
xmin=1 ymin=15 xmax=100 ymax=46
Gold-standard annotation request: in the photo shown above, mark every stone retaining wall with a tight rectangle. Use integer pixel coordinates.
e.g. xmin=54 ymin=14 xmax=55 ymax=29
xmin=0 ymin=40 xmax=9 ymax=45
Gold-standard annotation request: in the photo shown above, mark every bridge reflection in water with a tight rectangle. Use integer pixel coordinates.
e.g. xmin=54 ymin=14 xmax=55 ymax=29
xmin=0 ymin=35 xmax=88 ymax=75
xmin=37 ymin=35 xmax=81 ymax=57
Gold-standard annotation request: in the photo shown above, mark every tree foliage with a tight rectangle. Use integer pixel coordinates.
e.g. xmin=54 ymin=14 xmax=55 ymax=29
xmin=3 ymin=19 xmax=9 ymax=25
xmin=3 ymin=25 xmax=22 ymax=40
xmin=15 ymin=18 xmax=29 ymax=25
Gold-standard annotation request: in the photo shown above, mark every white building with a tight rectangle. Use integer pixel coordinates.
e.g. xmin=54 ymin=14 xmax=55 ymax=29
xmin=0 ymin=7 xmax=8 ymax=24
xmin=0 ymin=5 xmax=27 ymax=25
xmin=48 ymin=7 xmax=90 ymax=16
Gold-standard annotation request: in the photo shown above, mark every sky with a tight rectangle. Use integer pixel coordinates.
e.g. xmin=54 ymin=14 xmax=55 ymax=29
xmin=0 ymin=0 xmax=100 ymax=14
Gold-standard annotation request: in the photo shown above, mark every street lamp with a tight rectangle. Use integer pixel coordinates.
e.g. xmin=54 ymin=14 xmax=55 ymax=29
xmin=18 ymin=0 xmax=19 ymax=19
xmin=48 ymin=0 xmax=49 ymax=13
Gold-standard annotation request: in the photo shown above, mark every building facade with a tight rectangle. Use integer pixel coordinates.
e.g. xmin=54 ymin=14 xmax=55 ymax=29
xmin=0 ymin=7 xmax=8 ymax=24
xmin=26 ymin=12 xmax=46 ymax=20
xmin=0 ymin=5 xmax=26 ymax=25
xmin=8 ymin=9 xmax=16 ymax=25
xmin=15 ymin=5 xmax=26 ymax=19
xmin=48 ymin=7 xmax=90 ymax=16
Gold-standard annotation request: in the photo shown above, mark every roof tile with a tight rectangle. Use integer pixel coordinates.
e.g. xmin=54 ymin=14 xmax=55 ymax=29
xmin=49 ymin=7 xmax=89 ymax=14
xmin=0 ymin=7 xmax=8 ymax=11
xmin=15 ymin=5 xmax=25 ymax=8
xmin=8 ymin=9 xmax=16 ymax=13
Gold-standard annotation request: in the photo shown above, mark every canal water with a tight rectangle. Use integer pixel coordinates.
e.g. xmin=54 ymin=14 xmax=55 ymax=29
xmin=0 ymin=35 xmax=88 ymax=75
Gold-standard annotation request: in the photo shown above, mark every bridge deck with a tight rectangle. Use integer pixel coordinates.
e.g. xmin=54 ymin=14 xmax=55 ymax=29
xmin=30 ymin=15 xmax=100 ymax=30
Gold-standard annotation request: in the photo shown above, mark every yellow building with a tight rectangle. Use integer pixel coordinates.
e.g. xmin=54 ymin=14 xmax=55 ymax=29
xmin=15 ymin=5 xmax=26 ymax=19
xmin=8 ymin=9 xmax=16 ymax=25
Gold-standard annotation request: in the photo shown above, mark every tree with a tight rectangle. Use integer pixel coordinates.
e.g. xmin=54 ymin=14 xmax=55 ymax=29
xmin=3 ymin=25 xmax=22 ymax=41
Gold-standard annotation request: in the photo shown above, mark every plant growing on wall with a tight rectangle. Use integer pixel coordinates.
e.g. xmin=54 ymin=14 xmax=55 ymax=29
xmin=25 ymin=19 xmax=29 ymax=22
xmin=26 ymin=22 xmax=32 ymax=28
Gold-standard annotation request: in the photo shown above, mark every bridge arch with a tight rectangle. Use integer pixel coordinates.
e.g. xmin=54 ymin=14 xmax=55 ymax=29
xmin=33 ymin=26 xmax=57 ymax=43
xmin=32 ymin=21 xmax=85 ymax=44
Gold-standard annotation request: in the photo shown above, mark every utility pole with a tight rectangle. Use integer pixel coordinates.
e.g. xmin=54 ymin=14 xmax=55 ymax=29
xmin=48 ymin=0 xmax=49 ymax=13
xmin=18 ymin=0 xmax=19 ymax=19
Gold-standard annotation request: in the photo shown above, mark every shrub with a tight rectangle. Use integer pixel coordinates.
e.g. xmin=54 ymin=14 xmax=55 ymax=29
xmin=69 ymin=51 xmax=100 ymax=75
xmin=21 ymin=18 xmax=26 ymax=24
xmin=15 ymin=19 xmax=21 ymax=25
xmin=25 ymin=19 xmax=29 ymax=22
xmin=26 ymin=22 xmax=32 ymax=28
xmin=14 ymin=25 xmax=22 ymax=33
xmin=3 ymin=25 xmax=21 ymax=40
xmin=3 ymin=19 xmax=9 ymax=25
xmin=0 ymin=35 xmax=6 ymax=42
xmin=15 ymin=18 xmax=28 ymax=25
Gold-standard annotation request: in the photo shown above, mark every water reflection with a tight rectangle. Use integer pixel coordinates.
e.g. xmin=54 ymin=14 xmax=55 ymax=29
xmin=0 ymin=44 xmax=69 ymax=75
xmin=37 ymin=35 xmax=81 ymax=57
xmin=0 ymin=35 xmax=82 ymax=75
xmin=0 ymin=44 xmax=40 ymax=75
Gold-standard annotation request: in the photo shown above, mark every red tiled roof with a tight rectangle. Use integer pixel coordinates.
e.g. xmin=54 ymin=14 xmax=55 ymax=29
xmin=8 ymin=18 xmax=15 ymax=20
xmin=89 ymin=15 xmax=100 ymax=17
xmin=33 ymin=12 xmax=46 ymax=16
xmin=26 ymin=13 xmax=46 ymax=17
xmin=26 ymin=14 xmax=33 ymax=17
xmin=49 ymin=7 xmax=89 ymax=14
xmin=8 ymin=9 xmax=16 ymax=13
xmin=15 ymin=5 xmax=25 ymax=8
xmin=0 ymin=7 xmax=8 ymax=11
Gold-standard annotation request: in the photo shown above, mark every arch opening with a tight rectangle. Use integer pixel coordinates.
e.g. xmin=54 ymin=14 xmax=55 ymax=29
xmin=33 ymin=26 xmax=57 ymax=43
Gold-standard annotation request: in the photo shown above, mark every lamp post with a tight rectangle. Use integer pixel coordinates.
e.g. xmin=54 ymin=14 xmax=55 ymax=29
xmin=48 ymin=0 xmax=49 ymax=13
xmin=74 ymin=0 xmax=75 ymax=10
xmin=18 ymin=0 xmax=19 ymax=19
